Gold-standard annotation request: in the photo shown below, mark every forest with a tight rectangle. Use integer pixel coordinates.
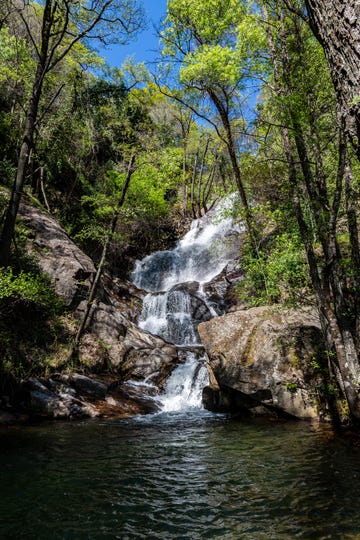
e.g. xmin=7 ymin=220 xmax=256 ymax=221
xmin=1 ymin=0 xmax=360 ymax=427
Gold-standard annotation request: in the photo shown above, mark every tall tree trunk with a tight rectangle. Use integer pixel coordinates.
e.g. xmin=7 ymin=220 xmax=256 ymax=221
xmin=0 ymin=0 xmax=53 ymax=267
xmin=304 ymin=0 xmax=360 ymax=159
xmin=69 ymin=154 xmax=136 ymax=360
xmin=263 ymin=2 xmax=360 ymax=421
xmin=207 ymin=88 xmax=258 ymax=251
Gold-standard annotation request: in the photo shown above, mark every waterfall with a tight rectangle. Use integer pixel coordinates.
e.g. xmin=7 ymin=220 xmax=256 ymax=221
xmin=131 ymin=194 xmax=242 ymax=412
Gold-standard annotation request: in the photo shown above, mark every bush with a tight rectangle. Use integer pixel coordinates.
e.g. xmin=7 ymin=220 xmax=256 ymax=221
xmin=237 ymin=232 xmax=311 ymax=307
xmin=0 ymin=268 xmax=63 ymax=313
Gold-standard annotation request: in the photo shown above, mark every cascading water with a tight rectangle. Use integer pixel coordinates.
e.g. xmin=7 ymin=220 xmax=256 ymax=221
xmin=131 ymin=194 xmax=242 ymax=412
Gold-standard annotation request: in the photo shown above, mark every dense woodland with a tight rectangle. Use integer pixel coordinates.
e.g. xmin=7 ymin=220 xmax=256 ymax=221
xmin=1 ymin=0 xmax=360 ymax=424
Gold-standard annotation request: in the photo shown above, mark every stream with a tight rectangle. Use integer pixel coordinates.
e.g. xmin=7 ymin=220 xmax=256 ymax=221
xmin=1 ymin=416 xmax=360 ymax=539
xmin=2 ymin=199 xmax=360 ymax=538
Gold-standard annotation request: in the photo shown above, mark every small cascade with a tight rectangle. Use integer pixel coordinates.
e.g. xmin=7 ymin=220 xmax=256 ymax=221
xmin=158 ymin=352 xmax=209 ymax=412
xmin=139 ymin=290 xmax=198 ymax=345
xmin=131 ymin=194 xmax=242 ymax=412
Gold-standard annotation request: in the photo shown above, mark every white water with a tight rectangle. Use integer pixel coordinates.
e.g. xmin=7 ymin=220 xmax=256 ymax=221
xmin=159 ymin=352 xmax=209 ymax=412
xmin=131 ymin=194 xmax=242 ymax=412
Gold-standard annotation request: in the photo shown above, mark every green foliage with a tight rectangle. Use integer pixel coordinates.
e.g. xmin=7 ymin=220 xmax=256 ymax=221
xmin=0 ymin=268 xmax=63 ymax=313
xmin=238 ymin=228 xmax=310 ymax=307
xmin=285 ymin=382 xmax=298 ymax=393
xmin=0 ymin=268 xmax=68 ymax=383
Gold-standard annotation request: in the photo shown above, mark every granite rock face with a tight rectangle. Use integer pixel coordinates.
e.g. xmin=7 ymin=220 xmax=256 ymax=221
xmin=20 ymin=203 xmax=96 ymax=308
xmin=199 ymin=307 xmax=326 ymax=419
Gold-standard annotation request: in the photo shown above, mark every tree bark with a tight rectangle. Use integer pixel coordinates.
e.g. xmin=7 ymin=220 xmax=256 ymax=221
xmin=263 ymin=2 xmax=360 ymax=422
xmin=304 ymin=0 xmax=360 ymax=159
xmin=0 ymin=0 xmax=53 ymax=267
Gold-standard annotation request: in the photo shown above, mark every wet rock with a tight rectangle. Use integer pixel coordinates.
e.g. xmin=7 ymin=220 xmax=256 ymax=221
xmin=203 ymin=261 xmax=245 ymax=314
xmin=199 ymin=307 xmax=326 ymax=419
xmin=133 ymin=250 xmax=180 ymax=291
xmin=169 ymin=282 xmax=212 ymax=324
xmin=108 ymin=382 xmax=161 ymax=414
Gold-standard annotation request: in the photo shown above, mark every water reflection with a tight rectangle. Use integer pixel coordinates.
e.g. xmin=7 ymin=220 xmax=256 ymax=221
xmin=1 ymin=415 xmax=360 ymax=539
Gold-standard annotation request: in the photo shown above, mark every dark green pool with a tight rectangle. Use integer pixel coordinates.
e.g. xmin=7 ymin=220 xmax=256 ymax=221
xmin=1 ymin=412 xmax=360 ymax=539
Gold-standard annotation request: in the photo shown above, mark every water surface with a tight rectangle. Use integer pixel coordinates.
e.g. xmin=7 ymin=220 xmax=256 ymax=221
xmin=1 ymin=413 xmax=360 ymax=539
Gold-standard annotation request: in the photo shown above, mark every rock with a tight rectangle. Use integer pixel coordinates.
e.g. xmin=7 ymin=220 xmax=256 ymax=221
xmin=19 ymin=203 xmax=95 ymax=308
xmin=76 ymin=300 xmax=129 ymax=368
xmin=120 ymin=325 xmax=179 ymax=389
xmin=102 ymin=274 xmax=145 ymax=323
xmin=107 ymin=381 xmax=161 ymax=414
xmin=198 ymin=306 xmax=326 ymax=419
xmin=24 ymin=378 xmax=99 ymax=419
xmin=170 ymin=282 xmax=213 ymax=324
xmin=0 ymin=411 xmax=14 ymax=424
xmin=62 ymin=374 xmax=108 ymax=400
xmin=203 ymin=261 xmax=245 ymax=314
xmin=29 ymin=389 xmax=71 ymax=418
xmin=20 ymin=203 xmax=177 ymax=386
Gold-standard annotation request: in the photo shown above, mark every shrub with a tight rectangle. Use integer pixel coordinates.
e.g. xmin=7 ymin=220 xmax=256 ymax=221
xmin=0 ymin=268 xmax=63 ymax=313
xmin=237 ymin=232 xmax=311 ymax=307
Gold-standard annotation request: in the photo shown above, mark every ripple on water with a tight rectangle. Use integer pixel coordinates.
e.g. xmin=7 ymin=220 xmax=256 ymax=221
xmin=1 ymin=415 xmax=360 ymax=539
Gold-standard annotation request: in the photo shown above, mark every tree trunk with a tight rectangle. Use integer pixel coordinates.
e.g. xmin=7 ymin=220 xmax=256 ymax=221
xmin=69 ymin=154 xmax=136 ymax=360
xmin=304 ymin=0 xmax=360 ymax=159
xmin=207 ymin=88 xmax=258 ymax=251
xmin=263 ymin=2 xmax=360 ymax=422
xmin=0 ymin=0 xmax=53 ymax=267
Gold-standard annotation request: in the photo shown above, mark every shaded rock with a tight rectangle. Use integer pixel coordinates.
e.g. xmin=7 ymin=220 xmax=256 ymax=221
xmin=62 ymin=374 xmax=108 ymax=400
xmin=102 ymin=274 xmax=144 ymax=322
xmin=120 ymin=325 xmax=179 ymax=389
xmin=20 ymin=374 xmax=157 ymax=420
xmin=75 ymin=300 xmax=129 ymax=368
xmin=20 ymin=203 xmax=177 ymax=385
xmin=24 ymin=378 xmax=99 ymax=419
xmin=203 ymin=260 xmax=245 ymax=314
xmin=199 ymin=307 xmax=326 ymax=419
xmin=202 ymin=384 xmax=278 ymax=417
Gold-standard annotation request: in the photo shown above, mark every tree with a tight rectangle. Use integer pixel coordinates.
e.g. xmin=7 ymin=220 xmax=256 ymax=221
xmin=257 ymin=0 xmax=360 ymax=421
xmin=304 ymin=0 xmax=360 ymax=160
xmin=159 ymin=0 xmax=265 ymax=250
xmin=0 ymin=0 xmax=144 ymax=267
xmin=69 ymin=154 xmax=136 ymax=360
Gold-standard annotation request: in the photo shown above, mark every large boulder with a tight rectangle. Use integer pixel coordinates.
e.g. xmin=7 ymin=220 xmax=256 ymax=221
xmin=19 ymin=374 xmax=159 ymax=420
xmin=20 ymin=203 xmax=95 ymax=308
xmin=198 ymin=306 xmax=327 ymax=419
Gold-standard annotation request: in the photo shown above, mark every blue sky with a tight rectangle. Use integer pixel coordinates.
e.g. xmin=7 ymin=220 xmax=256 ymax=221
xmin=101 ymin=0 xmax=168 ymax=68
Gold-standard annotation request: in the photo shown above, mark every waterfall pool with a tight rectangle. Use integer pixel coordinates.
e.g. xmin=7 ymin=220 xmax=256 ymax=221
xmin=1 ymin=413 xmax=360 ymax=539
